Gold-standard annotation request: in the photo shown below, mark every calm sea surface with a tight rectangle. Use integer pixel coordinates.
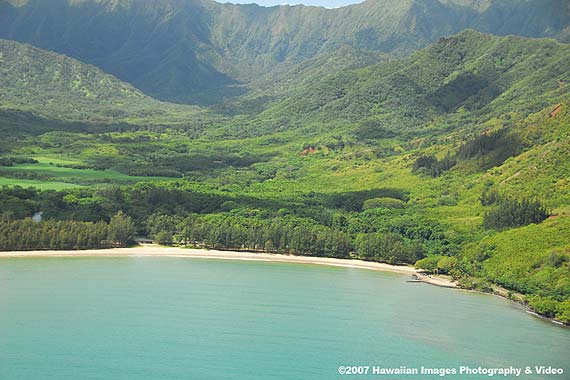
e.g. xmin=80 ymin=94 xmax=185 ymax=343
xmin=0 ymin=257 xmax=568 ymax=380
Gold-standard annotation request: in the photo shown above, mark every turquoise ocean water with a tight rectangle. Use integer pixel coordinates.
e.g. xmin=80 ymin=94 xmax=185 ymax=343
xmin=0 ymin=257 xmax=568 ymax=380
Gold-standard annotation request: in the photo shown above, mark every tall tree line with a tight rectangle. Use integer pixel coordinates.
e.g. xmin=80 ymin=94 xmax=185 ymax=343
xmin=0 ymin=211 xmax=136 ymax=250
xmin=483 ymin=197 xmax=549 ymax=230
xmin=147 ymin=214 xmax=353 ymax=258
xmin=145 ymin=213 xmax=427 ymax=264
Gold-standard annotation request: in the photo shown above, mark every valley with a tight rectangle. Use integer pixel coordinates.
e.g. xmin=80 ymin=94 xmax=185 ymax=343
xmin=1 ymin=0 xmax=569 ymax=325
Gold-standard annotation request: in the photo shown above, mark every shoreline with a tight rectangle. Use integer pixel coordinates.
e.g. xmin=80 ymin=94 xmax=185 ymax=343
xmin=1 ymin=245 xmax=567 ymax=327
xmin=0 ymin=245 xmax=456 ymax=288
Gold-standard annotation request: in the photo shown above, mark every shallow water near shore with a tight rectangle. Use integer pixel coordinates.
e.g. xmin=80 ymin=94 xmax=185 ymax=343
xmin=0 ymin=257 xmax=568 ymax=380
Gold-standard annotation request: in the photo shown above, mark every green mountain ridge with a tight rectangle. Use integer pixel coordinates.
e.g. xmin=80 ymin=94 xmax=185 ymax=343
xmin=225 ymin=30 xmax=570 ymax=140
xmin=0 ymin=39 xmax=204 ymax=126
xmin=1 ymin=0 xmax=568 ymax=104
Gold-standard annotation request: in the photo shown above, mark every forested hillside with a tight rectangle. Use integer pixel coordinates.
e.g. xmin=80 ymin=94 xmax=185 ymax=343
xmin=1 ymin=0 xmax=568 ymax=104
xmin=0 ymin=39 xmax=204 ymax=126
xmin=250 ymin=30 xmax=570 ymax=137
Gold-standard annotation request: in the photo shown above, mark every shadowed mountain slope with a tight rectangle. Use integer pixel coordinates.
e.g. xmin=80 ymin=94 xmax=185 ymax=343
xmin=1 ymin=0 xmax=568 ymax=104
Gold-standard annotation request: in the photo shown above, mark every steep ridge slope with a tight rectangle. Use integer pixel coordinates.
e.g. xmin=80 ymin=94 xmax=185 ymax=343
xmin=250 ymin=30 xmax=570 ymax=139
xmin=1 ymin=0 xmax=568 ymax=103
xmin=0 ymin=39 xmax=202 ymax=125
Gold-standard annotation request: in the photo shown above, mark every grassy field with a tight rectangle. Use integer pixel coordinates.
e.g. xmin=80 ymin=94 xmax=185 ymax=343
xmin=31 ymin=156 xmax=84 ymax=166
xmin=0 ymin=156 xmax=178 ymax=186
xmin=0 ymin=177 xmax=82 ymax=190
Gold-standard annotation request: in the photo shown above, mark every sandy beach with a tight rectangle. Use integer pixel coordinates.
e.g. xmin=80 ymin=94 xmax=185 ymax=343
xmin=0 ymin=245 xmax=456 ymax=287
